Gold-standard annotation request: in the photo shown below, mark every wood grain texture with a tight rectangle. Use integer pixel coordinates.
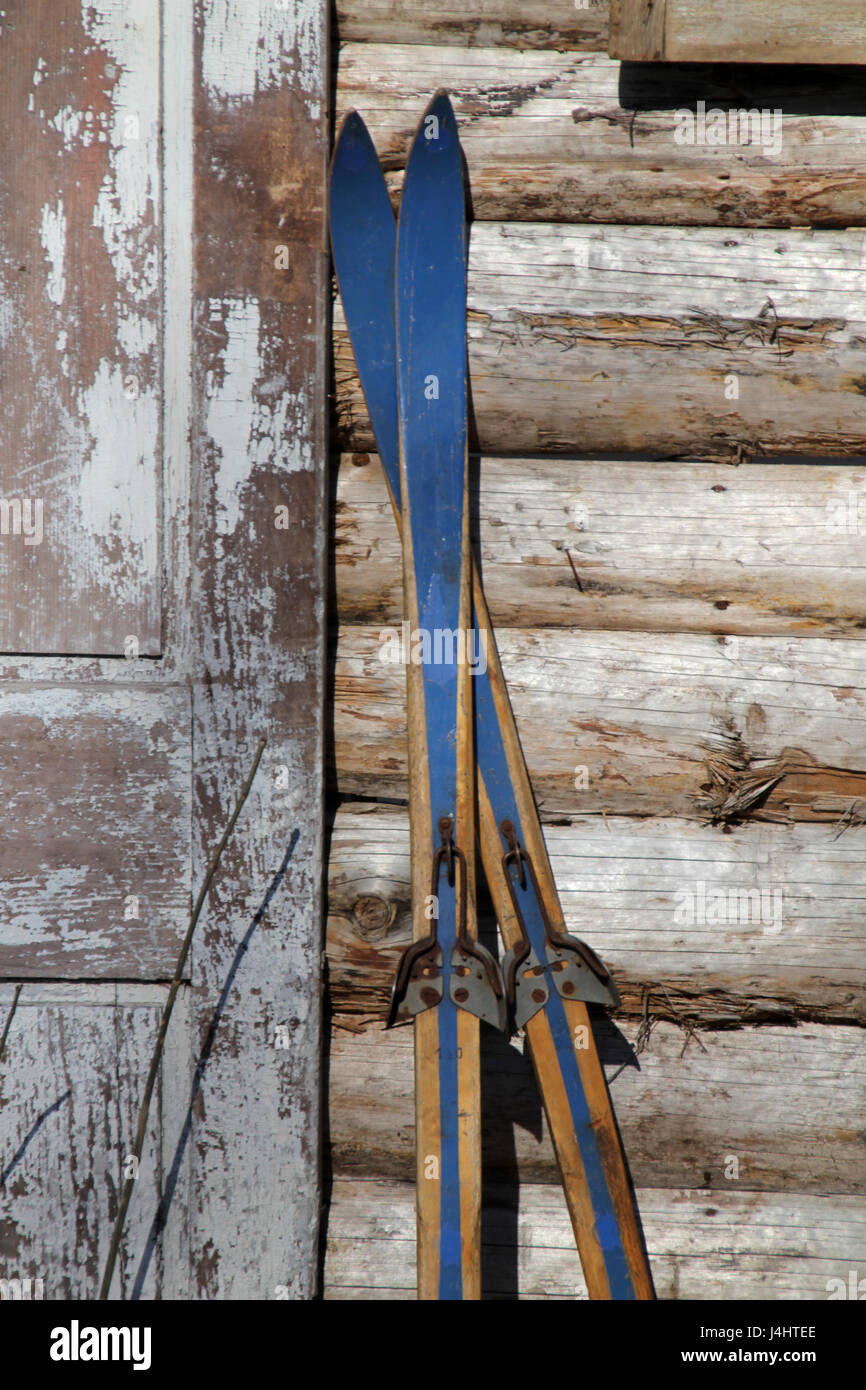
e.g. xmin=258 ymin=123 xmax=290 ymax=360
xmin=336 ymin=452 xmax=866 ymax=639
xmin=610 ymin=0 xmax=866 ymax=64
xmin=0 ymin=0 xmax=162 ymax=654
xmin=335 ymin=224 xmax=866 ymax=461
xmin=332 ymin=629 xmax=866 ymax=823
xmin=327 ymin=807 xmax=866 ymax=1026
xmin=0 ymin=685 xmax=190 ymax=979
xmin=336 ymin=44 xmax=866 ymax=227
xmin=335 ymin=1 xmax=608 ymax=50
xmin=187 ymin=0 xmax=328 ymax=1300
xmin=322 ymin=1178 xmax=866 ymax=1299
xmin=609 ymin=0 xmax=665 ymax=61
xmin=327 ymin=1020 xmax=866 ymax=1194
xmin=0 ymin=985 xmax=184 ymax=1299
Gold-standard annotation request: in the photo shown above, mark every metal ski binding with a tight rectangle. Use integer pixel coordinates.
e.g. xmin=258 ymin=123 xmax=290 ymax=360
xmin=498 ymin=820 xmax=620 ymax=1029
xmin=388 ymin=817 xmax=506 ymax=1030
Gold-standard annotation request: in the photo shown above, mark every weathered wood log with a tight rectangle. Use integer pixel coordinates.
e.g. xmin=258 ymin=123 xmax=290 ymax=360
xmin=331 ymin=629 xmax=866 ymax=822
xmin=610 ymin=0 xmax=866 ymax=65
xmin=0 ymin=685 xmax=189 ymax=979
xmin=327 ymin=807 xmax=866 ymax=1026
xmin=335 ymin=1 xmax=608 ymax=50
xmin=323 ymin=1178 xmax=866 ymax=1299
xmin=335 ymin=452 xmax=866 ymax=639
xmin=326 ymin=1020 xmax=866 ymax=1194
xmin=336 ymin=44 xmax=866 ymax=227
xmin=334 ymin=224 xmax=866 ymax=460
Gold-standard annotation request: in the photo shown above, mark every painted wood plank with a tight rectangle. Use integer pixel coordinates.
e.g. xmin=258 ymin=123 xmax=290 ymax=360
xmin=0 ymin=684 xmax=190 ymax=979
xmin=187 ymin=0 xmax=328 ymax=1300
xmin=323 ymin=1178 xmax=866 ymax=1299
xmin=333 ymin=628 xmax=866 ymax=822
xmin=335 ymin=223 xmax=866 ymax=460
xmin=337 ymin=43 xmax=866 ymax=227
xmin=336 ymin=452 xmax=866 ymax=640
xmin=327 ymin=807 xmax=866 ymax=1027
xmin=0 ymin=0 xmax=162 ymax=654
xmin=0 ymin=986 xmax=178 ymax=1299
xmin=335 ymin=1 xmax=608 ymax=50
xmin=610 ymin=0 xmax=866 ymax=64
xmin=327 ymin=1020 xmax=866 ymax=1194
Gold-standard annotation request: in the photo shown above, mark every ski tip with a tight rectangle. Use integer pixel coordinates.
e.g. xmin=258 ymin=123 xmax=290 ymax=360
xmin=419 ymin=89 xmax=458 ymax=143
xmin=403 ymin=89 xmax=462 ymax=189
xmin=330 ymin=109 xmax=377 ymax=186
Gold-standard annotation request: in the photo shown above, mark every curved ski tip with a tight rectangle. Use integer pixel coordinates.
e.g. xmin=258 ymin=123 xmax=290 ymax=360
xmin=425 ymin=88 xmax=457 ymax=129
xmin=330 ymin=109 xmax=376 ymax=179
xmin=406 ymin=90 xmax=460 ymax=166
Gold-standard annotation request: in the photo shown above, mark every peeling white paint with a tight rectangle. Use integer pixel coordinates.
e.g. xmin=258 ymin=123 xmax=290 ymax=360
xmin=39 ymin=199 xmax=67 ymax=305
xmin=206 ymin=297 xmax=312 ymax=541
xmin=206 ymin=297 xmax=262 ymax=538
xmin=76 ymin=358 xmax=159 ymax=577
xmin=201 ymin=0 xmax=322 ymax=109
xmin=82 ymin=0 xmax=160 ymax=303
xmin=116 ymin=310 xmax=157 ymax=359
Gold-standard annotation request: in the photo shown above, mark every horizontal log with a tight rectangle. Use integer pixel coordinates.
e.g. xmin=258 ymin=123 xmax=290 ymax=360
xmin=335 ymin=1 xmax=608 ymax=50
xmin=323 ymin=1178 xmax=866 ymax=1299
xmin=0 ymin=685 xmax=190 ymax=978
xmin=327 ymin=1020 xmax=866 ymax=1194
xmin=334 ymin=224 xmax=866 ymax=460
xmin=332 ymin=629 xmax=866 ymax=822
xmin=336 ymin=44 xmax=866 ymax=226
xmin=327 ymin=807 xmax=866 ymax=1026
xmin=335 ymin=452 xmax=866 ymax=639
xmin=610 ymin=0 xmax=866 ymax=65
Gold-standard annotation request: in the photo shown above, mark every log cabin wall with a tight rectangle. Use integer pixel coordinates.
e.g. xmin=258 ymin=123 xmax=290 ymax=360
xmin=325 ymin=2 xmax=866 ymax=1297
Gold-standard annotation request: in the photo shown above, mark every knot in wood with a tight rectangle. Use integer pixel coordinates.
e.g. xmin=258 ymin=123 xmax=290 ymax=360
xmin=351 ymin=895 xmax=395 ymax=942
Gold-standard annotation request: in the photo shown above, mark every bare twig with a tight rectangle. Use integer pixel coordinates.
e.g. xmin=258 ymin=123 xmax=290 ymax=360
xmin=564 ymin=547 xmax=584 ymax=592
xmin=98 ymin=736 xmax=267 ymax=1301
xmin=0 ymin=983 xmax=23 ymax=1066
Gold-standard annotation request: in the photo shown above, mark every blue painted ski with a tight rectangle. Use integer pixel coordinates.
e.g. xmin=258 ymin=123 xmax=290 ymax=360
xmin=329 ymin=101 xmax=654 ymax=1302
xmin=398 ymin=92 xmax=472 ymax=1302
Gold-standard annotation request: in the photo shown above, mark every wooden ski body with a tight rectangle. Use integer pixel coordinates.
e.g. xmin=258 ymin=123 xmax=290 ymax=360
xmin=328 ymin=102 xmax=654 ymax=1301
xmin=398 ymin=93 xmax=479 ymax=1301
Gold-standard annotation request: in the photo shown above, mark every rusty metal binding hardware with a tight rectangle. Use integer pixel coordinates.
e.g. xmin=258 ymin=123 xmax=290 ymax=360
xmin=498 ymin=819 xmax=620 ymax=1029
xmin=387 ymin=817 xmax=505 ymax=1030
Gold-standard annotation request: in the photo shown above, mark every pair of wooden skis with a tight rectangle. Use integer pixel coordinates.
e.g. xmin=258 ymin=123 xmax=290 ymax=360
xmin=329 ymin=92 xmax=654 ymax=1302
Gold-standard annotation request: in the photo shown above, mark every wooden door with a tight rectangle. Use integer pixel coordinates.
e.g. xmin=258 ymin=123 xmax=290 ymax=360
xmin=0 ymin=0 xmax=327 ymax=1300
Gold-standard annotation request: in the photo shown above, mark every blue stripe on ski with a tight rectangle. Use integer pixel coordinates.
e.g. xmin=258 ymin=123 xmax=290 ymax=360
xmin=474 ymin=666 xmax=636 ymax=1299
xmin=396 ymin=92 xmax=468 ymax=1301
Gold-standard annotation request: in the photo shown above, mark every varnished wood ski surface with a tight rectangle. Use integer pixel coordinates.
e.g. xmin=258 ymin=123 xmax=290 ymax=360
xmin=331 ymin=104 xmax=653 ymax=1299
xmin=395 ymin=94 xmax=482 ymax=1301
